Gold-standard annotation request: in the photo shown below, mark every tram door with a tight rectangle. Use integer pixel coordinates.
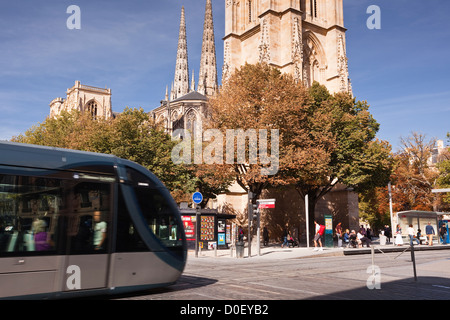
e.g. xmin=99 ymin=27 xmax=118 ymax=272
xmin=63 ymin=180 xmax=112 ymax=292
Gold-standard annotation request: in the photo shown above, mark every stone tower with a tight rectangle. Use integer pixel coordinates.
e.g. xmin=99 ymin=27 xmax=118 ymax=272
xmin=197 ymin=0 xmax=219 ymax=96
xmin=222 ymin=0 xmax=352 ymax=94
xmin=49 ymin=81 xmax=112 ymax=119
xmin=172 ymin=6 xmax=190 ymax=100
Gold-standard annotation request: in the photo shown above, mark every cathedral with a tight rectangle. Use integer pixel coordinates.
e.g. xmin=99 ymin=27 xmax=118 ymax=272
xmin=150 ymin=0 xmax=358 ymax=237
xmin=149 ymin=0 xmax=218 ymax=135
xmin=49 ymin=0 xmax=359 ymax=236
xmin=223 ymin=0 xmax=352 ymax=94
xmin=151 ymin=0 xmax=352 ymax=136
xmin=49 ymin=80 xmax=113 ymax=120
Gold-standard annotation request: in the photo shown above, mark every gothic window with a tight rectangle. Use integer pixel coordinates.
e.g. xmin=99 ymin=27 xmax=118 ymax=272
xmin=86 ymin=100 xmax=98 ymax=120
xmin=312 ymin=60 xmax=320 ymax=84
xmin=186 ymin=110 xmax=197 ymax=137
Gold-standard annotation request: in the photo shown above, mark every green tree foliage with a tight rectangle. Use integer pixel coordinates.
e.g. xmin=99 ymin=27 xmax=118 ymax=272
xmin=208 ymin=63 xmax=393 ymax=234
xmin=437 ymin=133 xmax=450 ymax=209
xmin=289 ymin=82 xmax=394 ymax=234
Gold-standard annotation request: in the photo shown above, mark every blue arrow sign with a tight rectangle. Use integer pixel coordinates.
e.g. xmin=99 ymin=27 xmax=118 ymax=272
xmin=192 ymin=192 xmax=203 ymax=204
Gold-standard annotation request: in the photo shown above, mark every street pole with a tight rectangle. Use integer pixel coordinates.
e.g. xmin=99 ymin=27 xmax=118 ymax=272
xmin=305 ymin=194 xmax=310 ymax=248
xmin=256 ymin=207 xmax=261 ymax=256
xmin=195 ymin=204 xmax=200 ymax=258
xmin=410 ymin=241 xmax=418 ymax=282
xmin=388 ymin=182 xmax=394 ymax=242
xmin=248 ymin=191 xmax=253 ymax=258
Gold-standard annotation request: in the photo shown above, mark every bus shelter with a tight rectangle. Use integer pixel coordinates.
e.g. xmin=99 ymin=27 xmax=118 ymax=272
xmin=180 ymin=208 xmax=236 ymax=250
xmin=395 ymin=210 xmax=450 ymax=243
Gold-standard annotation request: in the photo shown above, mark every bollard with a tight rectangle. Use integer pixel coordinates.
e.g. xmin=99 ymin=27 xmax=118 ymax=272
xmin=235 ymin=241 xmax=244 ymax=258
xmin=410 ymin=243 xmax=417 ymax=281
xmin=214 ymin=242 xmax=217 ymax=257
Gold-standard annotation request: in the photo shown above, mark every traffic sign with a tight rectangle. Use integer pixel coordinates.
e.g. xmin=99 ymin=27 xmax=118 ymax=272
xmin=192 ymin=192 xmax=203 ymax=204
xmin=257 ymin=199 xmax=276 ymax=209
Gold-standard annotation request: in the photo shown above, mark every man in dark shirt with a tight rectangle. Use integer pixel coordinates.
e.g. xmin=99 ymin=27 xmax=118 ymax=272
xmin=426 ymin=222 xmax=435 ymax=246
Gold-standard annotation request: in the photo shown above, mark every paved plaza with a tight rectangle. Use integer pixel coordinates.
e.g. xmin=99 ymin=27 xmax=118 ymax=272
xmin=116 ymin=241 xmax=450 ymax=302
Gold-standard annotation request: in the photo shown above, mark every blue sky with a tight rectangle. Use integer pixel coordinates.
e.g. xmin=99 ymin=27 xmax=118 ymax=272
xmin=0 ymin=0 xmax=449 ymax=151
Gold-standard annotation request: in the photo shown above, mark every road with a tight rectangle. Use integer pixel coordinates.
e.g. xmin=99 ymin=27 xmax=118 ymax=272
xmin=115 ymin=246 xmax=450 ymax=301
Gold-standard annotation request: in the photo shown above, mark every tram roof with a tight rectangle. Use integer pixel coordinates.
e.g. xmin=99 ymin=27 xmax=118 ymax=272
xmin=0 ymin=140 xmax=119 ymax=170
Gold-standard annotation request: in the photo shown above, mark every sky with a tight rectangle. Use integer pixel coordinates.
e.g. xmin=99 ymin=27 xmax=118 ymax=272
xmin=0 ymin=0 xmax=449 ymax=152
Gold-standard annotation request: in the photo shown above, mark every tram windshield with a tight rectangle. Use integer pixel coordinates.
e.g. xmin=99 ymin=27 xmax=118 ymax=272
xmin=127 ymin=168 xmax=183 ymax=248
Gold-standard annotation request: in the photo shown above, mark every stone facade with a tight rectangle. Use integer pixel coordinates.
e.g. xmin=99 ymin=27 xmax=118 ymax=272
xmin=150 ymin=91 xmax=208 ymax=137
xmin=218 ymin=0 xmax=358 ymax=237
xmin=49 ymin=80 xmax=112 ymax=119
xmin=198 ymin=0 xmax=219 ymax=96
xmin=171 ymin=6 xmax=190 ymax=101
xmin=152 ymin=0 xmax=218 ymax=134
xmin=223 ymin=0 xmax=352 ymax=94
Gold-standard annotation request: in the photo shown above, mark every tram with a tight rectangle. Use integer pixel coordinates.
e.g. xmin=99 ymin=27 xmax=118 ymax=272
xmin=0 ymin=141 xmax=187 ymax=299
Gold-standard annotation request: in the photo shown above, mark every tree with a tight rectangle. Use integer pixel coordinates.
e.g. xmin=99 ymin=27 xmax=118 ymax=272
xmin=285 ymin=83 xmax=394 ymax=234
xmin=389 ymin=132 xmax=440 ymax=211
xmin=207 ymin=62 xmax=312 ymax=200
xmin=208 ymin=64 xmax=393 ymax=236
xmin=436 ymin=134 xmax=450 ymax=210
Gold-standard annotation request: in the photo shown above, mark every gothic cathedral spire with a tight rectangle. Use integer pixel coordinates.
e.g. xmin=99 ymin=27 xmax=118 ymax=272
xmin=172 ymin=6 xmax=189 ymax=100
xmin=197 ymin=0 xmax=218 ymax=97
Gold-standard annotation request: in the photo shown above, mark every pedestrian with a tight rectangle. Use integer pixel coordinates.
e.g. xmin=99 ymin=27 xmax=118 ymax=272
xmin=407 ymin=224 xmax=420 ymax=245
xmin=238 ymin=226 xmax=244 ymax=242
xmin=335 ymin=222 xmax=342 ymax=248
xmin=417 ymin=229 xmax=423 ymax=245
xmin=357 ymin=231 xmax=372 ymax=248
xmin=281 ymin=225 xmax=289 ymax=248
xmin=359 ymin=225 xmax=366 ymax=236
xmin=313 ymin=221 xmax=323 ymax=251
xmin=348 ymin=230 xmax=358 ymax=248
xmin=425 ymin=222 xmax=435 ymax=246
xmin=395 ymin=224 xmax=403 ymax=246
xmin=384 ymin=225 xmax=392 ymax=243
xmin=439 ymin=222 xmax=447 ymax=244
xmin=343 ymin=229 xmax=350 ymax=247
xmin=366 ymin=227 xmax=372 ymax=240
xmin=263 ymin=226 xmax=269 ymax=246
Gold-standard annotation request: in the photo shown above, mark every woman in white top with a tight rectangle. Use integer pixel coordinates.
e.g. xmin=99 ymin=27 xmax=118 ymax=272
xmin=395 ymin=224 xmax=403 ymax=246
xmin=407 ymin=224 xmax=420 ymax=245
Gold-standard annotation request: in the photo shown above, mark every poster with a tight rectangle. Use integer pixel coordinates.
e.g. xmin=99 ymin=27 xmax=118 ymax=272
xmin=182 ymin=215 xmax=195 ymax=241
xmin=200 ymin=216 xmax=215 ymax=241
xmin=218 ymin=233 xmax=225 ymax=245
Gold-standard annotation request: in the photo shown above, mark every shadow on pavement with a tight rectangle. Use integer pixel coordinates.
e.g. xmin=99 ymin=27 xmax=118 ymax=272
xmin=305 ymin=276 xmax=450 ymax=300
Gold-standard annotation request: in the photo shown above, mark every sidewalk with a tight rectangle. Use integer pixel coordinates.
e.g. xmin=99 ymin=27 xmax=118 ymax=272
xmin=187 ymin=240 xmax=450 ymax=260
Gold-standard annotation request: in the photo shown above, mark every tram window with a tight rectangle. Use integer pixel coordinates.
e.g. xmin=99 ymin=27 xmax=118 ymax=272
xmin=128 ymin=168 xmax=183 ymax=248
xmin=68 ymin=182 xmax=112 ymax=254
xmin=0 ymin=173 xmax=62 ymax=256
xmin=116 ymin=188 xmax=147 ymax=252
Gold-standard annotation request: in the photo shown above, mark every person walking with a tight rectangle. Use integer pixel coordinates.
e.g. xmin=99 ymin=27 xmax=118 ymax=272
xmin=395 ymin=224 xmax=403 ymax=246
xmin=281 ymin=225 xmax=289 ymax=248
xmin=335 ymin=222 xmax=343 ymax=248
xmin=407 ymin=224 xmax=420 ymax=245
xmin=313 ymin=221 xmax=324 ymax=251
xmin=384 ymin=225 xmax=392 ymax=243
xmin=263 ymin=226 xmax=269 ymax=246
xmin=439 ymin=223 xmax=447 ymax=244
xmin=426 ymin=222 xmax=435 ymax=246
